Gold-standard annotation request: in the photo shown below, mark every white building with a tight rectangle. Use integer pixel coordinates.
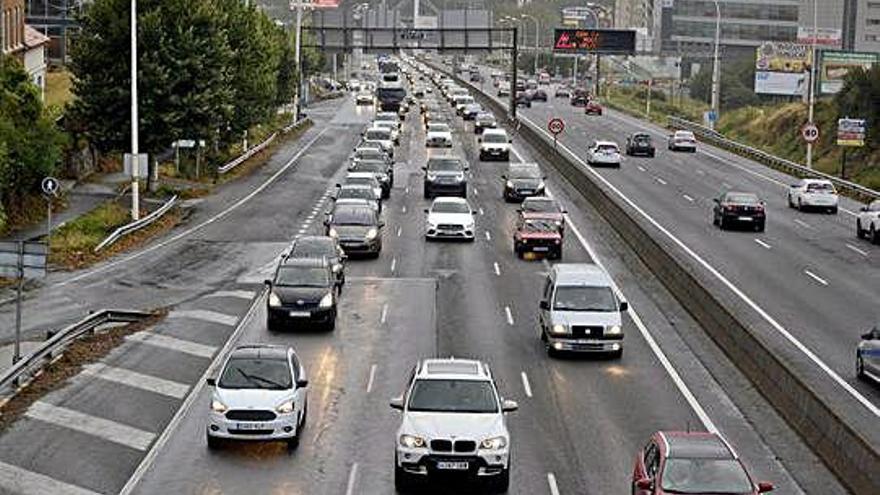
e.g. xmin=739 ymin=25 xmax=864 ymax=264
xmin=22 ymin=25 xmax=49 ymax=98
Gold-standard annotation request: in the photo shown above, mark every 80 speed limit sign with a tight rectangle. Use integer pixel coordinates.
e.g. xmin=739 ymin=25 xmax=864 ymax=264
xmin=801 ymin=123 xmax=820 ymax=143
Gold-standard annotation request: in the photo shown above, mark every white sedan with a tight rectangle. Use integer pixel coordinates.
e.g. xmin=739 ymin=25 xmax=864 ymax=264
xmin=856 ymin=199 xmax=880 ymax=243
xmin=668 ymin=130 xmax=697 ymax=152
xmin=787 ymin=178 xmax=839 ymax=213
xmin=424 ymin=197 xmax=476 ymax=241
xmin=425 ymin=122 xmax=453 ymax=148
xmin=586 ymin=141 xmax=623 ymax=167
xmin=355 ymin=91 xmax=373 ymax=105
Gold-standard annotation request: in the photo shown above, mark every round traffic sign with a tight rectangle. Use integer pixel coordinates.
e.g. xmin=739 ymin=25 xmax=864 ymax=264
xmin=41 ymin=176 xmax=59 ymax=196
xmin=801 ymin=123 xmax=820 ymax=143
xmin=548 ymin=118 xmax=565 ymax=135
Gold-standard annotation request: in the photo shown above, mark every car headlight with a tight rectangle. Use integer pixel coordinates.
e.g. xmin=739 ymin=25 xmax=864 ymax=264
xmin=268 ymin=292 xmax=282 ymax=307
xmin=551 ymin=324 xmax=568 ymax=335
xmin=276 ymin=401 xmax=295 ymax=414
xmin=606 ymin=325 xmax=622 ymax=335
xmin=537 ymin=181 xmax=546 ymax=191
xmin=319 ymin=292 xmax=334 ymax=309
xmin=465 ymin=221 xmax=475 ymax=230
xmin=365 ymin=228 xmax=378 ymax=240
xmin=455 ymin=174 xmax=465 ymax=182
xmin=399 ymin=434 xmax=426 ymax=448
xmin=506 ymin=180 xmax=514 ymax=188
xmin=427 ymin=173 xmax=437 ymax=181
xmin=480 ymin=436 xmax=508 ymax=450
xmin=211 ymin=399 xmax=227 ymax=413
xmin=332 ymin=263 xmax=342 ymax=273
xmin=328 ymin=228 xmax=339 ymax=238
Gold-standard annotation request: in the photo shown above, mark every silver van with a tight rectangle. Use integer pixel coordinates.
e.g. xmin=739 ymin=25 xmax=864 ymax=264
xmin=538 ymin=263 xmax=627 ymax=358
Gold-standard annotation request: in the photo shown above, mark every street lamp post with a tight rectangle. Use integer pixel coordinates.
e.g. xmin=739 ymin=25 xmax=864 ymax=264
xmin=806 ymin=0 xmax=818 ymax=169
xmin=292 ymin=1 xmax=305 ymax=122
xmin=520 ymin=14 xmax=539 ymax=75
xmin=130 ymin=0 xmax=140 ymax=221
xmin=709 ymin=0 xmax=721 ymax=130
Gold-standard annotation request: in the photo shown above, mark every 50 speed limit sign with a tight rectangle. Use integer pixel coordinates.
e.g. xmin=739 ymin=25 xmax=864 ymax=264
xmin=801 ymin=123 xmax=820 ymax=143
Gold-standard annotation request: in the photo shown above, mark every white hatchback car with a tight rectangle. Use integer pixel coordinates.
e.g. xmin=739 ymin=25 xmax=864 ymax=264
xmin=787 ymin=178 xmax=839 ymax=214
xmin=478 ymin=128 xmax=511 ymax=161
xmin=390 ymin=358 xmax=518 ymax=492
xmin=856 ymin=199 xmax=880 ymax=243
xmin=206 ymin=344 xmax=309 ymax=450
xmin=586 ymin=140 xmax=623 ymax=167
xmin=668 ymin=130 xmax=697 ymax=152
xmin=425 ymin=197 xmax=476 ymax=241
xmin=426 ymin=122 xmax=454 ymax=148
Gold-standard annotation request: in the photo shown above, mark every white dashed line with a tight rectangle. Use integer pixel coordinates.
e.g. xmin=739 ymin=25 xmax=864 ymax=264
xmin=493 ymin=262 xmax=501 ymax=276
xmin=473 ymin=187 xmax=479 ymax=196
xmin=397 ymin=226 xmax=402 ymax=237
xmin=479 ymin=207 xmax=484 ymax=215
xmin=845 ymin=243 xmax=868 ymax=257
xmin=298 ymin=228 xmax=308 ymax=235
xmin=485 ymin=231 xmax=492 ymax=241
xmin=390 ymin=257 xmax=397 ymax=274
xmin=521 ymin=371 xmax=533 ymax=398
xmin=345 ymin=463 xmax=359 ymax=495
xmin=547 ymin=473 xmax=561 ymax=495
xmin=804 ymin=270 xmax=829 ymax=286
xmin=682 ymin=194 xmax=694 ymax=202
xmin=655 ymin=177 xmax=667 ymax=185
xmin=754 ymin=239 xmax=772 ymax=250
xmin=405 ymin=187 xmax=410 ymax=195
xmin=696 ymin=169 xmax=706 ymax=175
xmin=402 ymin=205 xmax=407 ymax=213
xmin=380 ymin=304 xmax=388 ymax=324
xmin=637 ymin=166 xmax=646 ymax=172
xmin=366 ymin=364 xmax=377 ymax=393
xmin=504 ymin=306 xmax=514 ymax=326
xmin=794 ymin=219 xmax=814 ymax=230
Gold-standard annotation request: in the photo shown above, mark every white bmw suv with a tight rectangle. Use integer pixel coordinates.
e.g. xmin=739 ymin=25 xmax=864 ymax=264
xmin=390 ymin=358 xmax=518 ymax=493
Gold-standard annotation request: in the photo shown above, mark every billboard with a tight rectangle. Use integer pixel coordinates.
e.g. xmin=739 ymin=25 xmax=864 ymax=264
xmin=553 ymin=29 xmax=636 ymax=54
xmin=837 ymin=118 xmax=866 ymax=147
xmin=797 ymin=27 xmax=842 ymax=48
xmin=754 ymin=42 xmax=811 ymax=96
xmin=820 ymin=50 xmax=879 ymax=94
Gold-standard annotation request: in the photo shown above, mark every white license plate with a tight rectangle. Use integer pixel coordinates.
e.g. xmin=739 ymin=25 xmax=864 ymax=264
xmin=289 ymin=311 xmax=310 ymax=317
xmin=437 ymin=461 xmax=469 ymax=471
xmin=738 ymin=216 xmax=753 ymax=221
xmin=520 ymin=190 xmax=533 ymax=195
xmin=236 ymin=422 xmax=265 ymax=430
xmin=533 ymin=247 xmax=549 ymax=252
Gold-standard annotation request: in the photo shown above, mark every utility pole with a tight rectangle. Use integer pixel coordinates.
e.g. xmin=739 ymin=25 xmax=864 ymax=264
xmin=130 ymin=0 xmax=140 ymax=220
xmin=806 ymin=0 xmax=818 ymax=169
xmin=293 ymin=1 xmax=304 ymax=122
xmin=709 ymin=0 xmax=721 ymax=130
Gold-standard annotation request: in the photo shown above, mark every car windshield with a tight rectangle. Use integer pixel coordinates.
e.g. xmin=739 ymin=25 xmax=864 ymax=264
xmin=218 ymin=357 xmax=291 ymax=390
xmin=290 ymin=240 xmax=335 ymax=258
xmin=725 ymin=193 xmax=760 ymax=205
xmin=345 ymin=177 xmax=376 ymax=187
xmin=806 ymin=182 xmax=835 ymax=193
xmin=477 ymin=112 xmax=494 ymax=121
xmin=275 ymin=266 xmax=330 ymax=287
xmin=338 ymin=187 xmax=375 ymax=200
xmin=633 ymin=135 xmax=651 ymax=143
xmin=676 ymin=132 xmax=695 ymax=140
xmin=661 ymin=458 xmax=754 ymax=493
xmin=376 ymin=113 xmax=396 ymax=121
xmin=523 ymin=200 xmax=560 ymax=213
xmin=407 ymin=379 xmax=498 ymax=413
xmin=365 ymin=129 xmax=390 ymax=140
xmin=521 ymin=220 xmax=559 ymax=233
xmin=483 ymin=133 xmax=508 ymax=143
xmin=351 ymin=162 xmax=386 ymax=174
xmin=509 ymin=166 xmax=541 ymax=179
xmin=373 ymin=122 xmax=394 ymax=130
xmin=596 ymin=144 xmax=619 ymax=153
xmin=428 ymin=123 xmax=450 ymax=133
xmin=432 ymin=202 xmax=470 ymax=214
xmin=332 ymin=208 xmax=376 ymax=226
xmin=553 ymin=286 xmax=617 ymax=312
xmin=428 ymin=159 xmax=462 ymax=172
xmin=355 ymin=150 xmax=386 ymax=161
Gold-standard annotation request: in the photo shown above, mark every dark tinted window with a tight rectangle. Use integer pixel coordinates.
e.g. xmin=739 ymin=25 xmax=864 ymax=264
xmin=351 ymin=162 xmax=387 ymax=174
xmin=509 ymin=166 xmax=541 ymax=179
xmin=332 ymin=208 xmax=377 ymax=226
xmin=275 ymin=266 xmax=330 ymax=287
xmin=337 ymin=187 xmax=377 ymax=200
xmin=724 ymin=193 xmax=760 ymax=205
xmin=407 ymin=379 xmax=498 ymax=413
xmin=553 ymin=286 xmax=617 ymax=312
xmin=523 ymin=199 xmax=560 ymax=213
xmin=428 ymin=158 xmax=463 ymax=172
xmin=291 ymin=239 xmax=335 ymax=258
xmin=219 ymin=358 xmax=292 ymax=390
xmin=432 ymin=201 xmax=470 ymax=214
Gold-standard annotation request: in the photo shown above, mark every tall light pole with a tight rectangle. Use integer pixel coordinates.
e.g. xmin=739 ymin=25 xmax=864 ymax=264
xmin=293 ymin=1 xmax=304 ymax=122
xmin=130 ymin=0 xmax=140 ymax=221
xmin=520 ymin=14 xmax=539 ymax=75
xmin=709 ymin=0 xmax=721 ymax=130
xmin=806 ymin=0 xmax=818 ymax=169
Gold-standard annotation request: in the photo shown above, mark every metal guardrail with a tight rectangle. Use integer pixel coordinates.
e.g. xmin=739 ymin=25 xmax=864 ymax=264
xmin=94 ymin=195 xmax=178 ymax=252
xmin=0 ymin=309 xmax=152 ymax=395
xmin=667 ymin=116 xmax=880 ymax=203
xmin=218 ymin=117 xmax=312 ymax=175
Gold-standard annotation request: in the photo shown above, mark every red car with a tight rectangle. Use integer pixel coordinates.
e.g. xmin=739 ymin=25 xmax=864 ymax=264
xmin=633 ymin=431 xmax=774 ymax=495
xmin=584 ymin=99 xmax=603 ymax=115
xmin=513 ymin=218 xmax=563 ymax=259
xmin=519 ymin=197 xmax=566 ymax=232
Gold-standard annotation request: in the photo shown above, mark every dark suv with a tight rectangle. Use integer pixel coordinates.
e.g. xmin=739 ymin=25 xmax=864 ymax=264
xmin=423 ymin=157 xmax=469 ymax=198
xmin=625 ymin=132 xmax=656 ymax=157
xmin=266 ymin=258 xmax=338 ymax=331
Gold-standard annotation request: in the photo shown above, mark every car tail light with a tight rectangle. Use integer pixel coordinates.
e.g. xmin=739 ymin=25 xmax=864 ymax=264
xmin=723 ymin=205 xmax=735 ymax=212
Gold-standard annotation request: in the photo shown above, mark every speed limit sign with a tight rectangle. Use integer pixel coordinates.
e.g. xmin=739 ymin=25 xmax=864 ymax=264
xmin=801 ymin=123 xmax=820 ymax=143
xmin=548 ymin=118 xmax=565 ymax=135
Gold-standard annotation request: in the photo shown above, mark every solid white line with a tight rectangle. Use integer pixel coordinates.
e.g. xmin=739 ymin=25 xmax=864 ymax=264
xmin=390 ymin=257 xmax=397 ymax=274
xmin=366 ymin=365 xmax=377 ymax=394
xmin=510 ymin=146 xmax=526 ymax=162
xmin=485 ymin=231 xmax=492 ymax=241
xmin=682 ymin=194 xmax=695 ymax=202
xmin=345 ymin=463 xmax=359 ymax=495
xmin=794 ymin=219 xmax=814 ymax=230
xmin=504 ymin=306 xmax=515 ymax=326
xmin=479 ymin=207 xmax=484 ymax=215
xmin=204 ymin=290 xmax=255 ymax=300
xmin=26 ymin=401 xmax=155 ymax=451
xmin=473 ymin=187 xmax=479 ymax=196
xmin=754 ymin=239 xmax=772 ymax=250
xmin=397 ymin=226 xmax=402 ymax=237
xmin=168 ymin=309 xmax=237 ymax=327
xmin=80 ymin=364 xmax=189 ymax=399
xmin=804 ymin=270 xmax=829 ymax=286
xmin=0 ymin=460 xmax=102 ymax=495
xmin=58 ymin=127 xmax=331 ymax=287
xmin=306 ymin=213 xmax=316 ymax=220
xmin=298 ymin=228 xmax=308 ymax=235
xmin=655 ymin=177 xmax=667 ymax=185
xmin=381 ymin=304 xmax=388 ymax=324
xmin=845 ymin=243 xmax=869 ymax=257
xmin=523 ymin=115 xmax=880 ymax=418
xmin=493 ymin=262 xmax=501 ymax=276
xmin=521 ymin=371 xmax=533 ymax=398
xmin=126 ymin=332 xmax=216 ymax=359
xmin=547 ymin=473 xmax=561 ymax=495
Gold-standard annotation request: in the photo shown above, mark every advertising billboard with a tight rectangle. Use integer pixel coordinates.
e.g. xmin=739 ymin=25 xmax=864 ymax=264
xmin=797 ymin=27 xmax=842 ymax=48
xmin=820 ymin=50 xmax=879 ymax=94
xmin=552 ymin=29 xmax=636 ymax=55
xmin=837 ymin=118 xmax=866 ymax=147
xmin=754 ymin=42 xmax=811 ymax=96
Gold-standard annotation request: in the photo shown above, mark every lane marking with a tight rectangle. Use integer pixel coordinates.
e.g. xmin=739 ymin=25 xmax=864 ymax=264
xmin=655 ymin=177 xmax=667 ymax=185
xmin=637 ymin=166 xmax=646 ymax=172
xmin=58 ymin=127 xmax=332 ymax=287
xmin=479 ymin=207 xmax=484 ymax=215
xmin=390 ymin=257 xmax=397 ymax=274
xmin=397 ymin=226 xmax=402 ymax=237
xmin=696 ymin=169 xmax=705 ymax=176
xmin=754 ymin=239 xmax=772 ymax=250
xmin=521 ymin=371 xmax=533 ymax=398
xmin=682 ymin=194 xmax=695 ymax=202
xmin=80 ymin=364 xmax=189 ymax=399
xmin=204 ymin=290 xmax=255 ymax=300
xmin=298 ymin=228 xmax=308 ymax=235
xmin=804 ymin=270 xmax=829 ymax=286
xmin=845 ymin=243 xmax=868 ymax=257
xmin=380 ymin=304 xmax=388 ymax=324
xmin=402 ymin=205 xmax=407 ymax=213
xmin=524 ymin=117 xmax=880 ymax=418
xmin=405 ymin=187 xmax=410 ymax=195
xmin=345 ymin=463 xmax=359 ymax=495
xmin=168 ymin=309 xmax=237 ymax=327
xmin=547 ymin=473 xmax=561 ymax=495
xmin=0 ymin=460 xmax=102 ymax=495
xmin=485 ymin=231 xmax=492 ymax=241
xmin=473 ymin=187 xmax=479 ymax=196
xmin=126 ymin=332 xmax=216 ymax=359
xmin=504 ymin=306 xmax=515 ymax=326
xmin=794 ymin=219 xmax=814 ymax=230
xmin=493 ymin=262 xmax=501 ymax=276
xmin=366 ymin=364 xmax=377 ymax=394
xmin=26 ymin=401 xmax=155 ymax=451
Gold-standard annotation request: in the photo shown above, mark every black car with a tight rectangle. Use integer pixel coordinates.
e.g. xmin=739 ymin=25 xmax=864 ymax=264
xmin=713 ymin=191 xmax=766 ymax=232
xmin=286 ymin=235 xmax=346 ymax=288
xmin=266 ymin=257 xmax=338 ymax=331
xmin=625 ymin=132 xmax=655 ymax=157
xmin=530 ymin=89 xmax=548 ymax=102
xmin=461 ymin=103 xmax=482 ymax=120
xmin=502 ymin=163 xmax=545 ymax=202
xmin=569 ymin=88 xmax=590 ymax=106
xmin=474 ymin=111 xmax=497 ymax=134
xmin=423 ymin=156 xmax=468 ymax=198
xmin=554 ymin=87 xmax=571 ymax=98
xmin=515 ymin=91 xmax=532 ymax=108
xmin=325 ymin=204 xmax=385 ymax=257
xmin=348 ymin=160 xmax=393 ymax=198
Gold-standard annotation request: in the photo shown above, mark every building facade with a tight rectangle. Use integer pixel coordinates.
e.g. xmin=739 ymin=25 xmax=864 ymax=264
xmin=1 ymin=0 xmax=25 ymax=56
xmin=1 ymin=0 xmax=48 ymax=98
xmin=615 ymin=0 xmax=661 ymax=52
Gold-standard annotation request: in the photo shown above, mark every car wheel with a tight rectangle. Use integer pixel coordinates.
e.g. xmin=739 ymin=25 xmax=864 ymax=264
xmin=326 ymin=314 xmax=336 ymax=331
xmin=489 ymin=466 xmax=511 ymax=493
xmin=423 ymin=188 xmax=430 ymax=199
xmin=787 ymin=195 xmax=794 ymax=208
xmin=798 ymin=199 xmax=803 ymax=211
xmin=872 ymin=225 xmax=879 ymax=245
xmin=718 ymin=217 xmax=726 ymax=230
xmin=829 ymin=206 xmax=838 ymax=215
xmin=756 ymin=221 xmax=766 ymax=233
xmin=649 ymin=150 xmax=655 ymax=158
xmin=611 ymin=348 xmax=624 ymax=359
xmin=286 ymin=434 xmax=300 ymax=451
xmin=857 ymin=354 xmax=866 ymax=379
xmin=856 ymin=220 xmax=864 ymax=238
xmin=394 ymin=461 xmax=415 ymax=493
xmin=206 ymin=433 xmax=222 ymax=450
xmin=554 ymin=248 xmax=562 ymax=260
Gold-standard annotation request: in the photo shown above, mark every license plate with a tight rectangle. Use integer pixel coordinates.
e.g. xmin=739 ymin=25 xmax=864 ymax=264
xmin=738 ymin=216 xmax=753 ymax=221
xmin=289 ymin=311 xmax=310 ymax=317
xmin=533 ymin=247 xmax=549 ymax=252
xmin=519 ymin=190 xmax=533 ymax=195
xmin=437 ymin=461 xmax=469 ymax=471
xmin=236 ymin=422 xmax=265 ymax=430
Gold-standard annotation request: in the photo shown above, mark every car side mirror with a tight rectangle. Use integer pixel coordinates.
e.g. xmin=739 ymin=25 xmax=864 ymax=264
xmin=509 ymin=138 xmax=513 ymax=143
xmin=296 ymin=379 xmax=309 ymax=388
xmin=713 ymin=198 xmax=720 ymax=204
xmin=389 ymin=397 xmax=404 ymax=410
xmin=757 ymin=482 xmax=774 ymax=493
xmin=561 ymin=209 xmax=568 ymax=214
xmin=421 ymin=166 xmax=427 ymax=171
xmin=619 ymin=301 xmax=629 ymax=312
xmin=501 ymin=399 xmax=519 ymax=412
xmin=539 ymin=300 xmax=550 ymax=310
xmin=790 ymin=184 xmax=799 ymax=188
xmin=636 ymin=478 xmax=653 ymax=490
xmin=206 ymin=377 xmax=216 ymax=386
xmin=378 ymin=220 xmax=386 ymax=228
xmin=862 ymin=331 xmax=877 ymax=340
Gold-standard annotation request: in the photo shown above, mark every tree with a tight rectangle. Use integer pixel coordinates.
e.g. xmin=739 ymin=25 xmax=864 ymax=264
xmin=275 ymin=32 xmax=298 ymax=108
xmin=690 ymin=57 xmax=760 ymax=111
xmin=835 ymin=65 xmax=880 ymax=148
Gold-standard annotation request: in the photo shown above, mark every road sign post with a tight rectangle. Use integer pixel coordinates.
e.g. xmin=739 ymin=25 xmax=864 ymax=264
xmin=801 ymin=122 xmax=820 ymax=144
xmin=0 ymin=241 xmax=48 ymax=363
xmin=41 ymin=177 xmax=59 ymax=244
xmin=837 ymin=118 xmax=866 ymax=179
xmin=548 ymin=118 xmax=565 ymax=149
